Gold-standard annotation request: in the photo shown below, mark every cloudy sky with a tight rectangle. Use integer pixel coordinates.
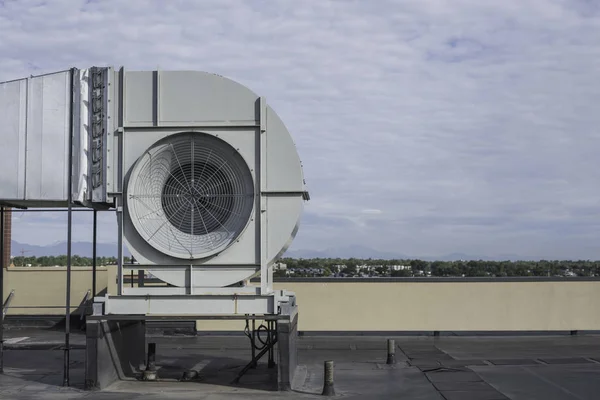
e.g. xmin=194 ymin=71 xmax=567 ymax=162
xmin=1 ymin=0 xmax=600 ymax=259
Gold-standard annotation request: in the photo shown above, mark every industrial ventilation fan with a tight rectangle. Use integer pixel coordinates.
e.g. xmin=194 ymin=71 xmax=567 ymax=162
xmin=116 ymin=70 xmax=308 ymax=289
xmin=0 ymin=68 xmax=308 ymax=291
xmin=126 ymin=132 xmax=255 ymax=260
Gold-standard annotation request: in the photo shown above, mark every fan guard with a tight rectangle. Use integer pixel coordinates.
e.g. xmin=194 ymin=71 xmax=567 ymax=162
xmin=126 ymin=132 xmax=255 ymax=260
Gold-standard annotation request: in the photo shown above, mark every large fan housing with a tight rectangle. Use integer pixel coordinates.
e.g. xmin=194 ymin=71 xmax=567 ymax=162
xmin=126 ymin=132 xmax=255 ymax=260
xmin=118 ymin=70 xmax=306 ymax=288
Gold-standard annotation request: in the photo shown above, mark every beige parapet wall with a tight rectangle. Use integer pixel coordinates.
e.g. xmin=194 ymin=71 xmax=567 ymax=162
xmin=197 ymin=280 xmax=600 ymax=332
xmin=2 ymin=266 xmax=109 ymax=315
xmin=4 ymin=266 xmax=600 ymax=331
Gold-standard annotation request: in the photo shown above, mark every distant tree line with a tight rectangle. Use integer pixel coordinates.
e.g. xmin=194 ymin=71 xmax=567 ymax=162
xmin=9 ymin=255 xmax=600 ymax=278
xmin=10 ymin=255 xmax=131 ymax=267
xmin=278 ymin=258 xmax=600 ymax=278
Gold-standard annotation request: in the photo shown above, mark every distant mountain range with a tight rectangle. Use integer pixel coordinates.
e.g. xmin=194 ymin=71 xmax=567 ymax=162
xmin=10 ymin=240 xmax=536 ymax=261
xmin=284 ymin=246 xmax=537 ymax=261
xmin=11 ymin=240 xmax=131 ymax=258
xmin=284 ymin=245 xmax=409 ymax=260
xmin=279 ymin=246 xmax=538 ymax=261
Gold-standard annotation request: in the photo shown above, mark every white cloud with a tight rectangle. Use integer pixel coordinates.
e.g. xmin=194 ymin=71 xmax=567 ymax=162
xmin=362 ymin=209 xmax=383 ymax=215
xmin=2 ymin=0 xmax=600 ymax=259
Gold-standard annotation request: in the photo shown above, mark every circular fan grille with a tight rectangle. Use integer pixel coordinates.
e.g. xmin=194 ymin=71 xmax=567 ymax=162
xmin=126 ymin=132 xmax=255 ymax=259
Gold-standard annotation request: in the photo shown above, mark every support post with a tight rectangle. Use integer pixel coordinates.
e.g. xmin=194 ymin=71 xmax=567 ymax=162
xmin=116 ymin=204 xmax=123 ymax=296
xmin=92 ymin=209 xmax=97 ymax=297
xmin=251 ymin=317 xmax=256 ymax=366
xmin=137 ymin=270 xmax=144 ymax=287
xmin=268 ymin=320 xmax=275 ymax=368
xmin=0 ymin=206 xmax=4 ymax=374
xmin=146 ymin=343 xmax=156 ymax=370
xmin=321 ymin=360 xmax=335 ymax=396
xmin=277 ymin=296 xmax=299 ymax=391
xmin=143 ymin=342 xmax=157 ymax=381
xmin=63 ymin=68 xmax=75 ymax=387
xmin=258 ymin=96 xmax=270 ymax=295
xmin=85 ymin=318 xmax=146 ymax=390
xmin=386 ymin=339 xmax=396 ymax=365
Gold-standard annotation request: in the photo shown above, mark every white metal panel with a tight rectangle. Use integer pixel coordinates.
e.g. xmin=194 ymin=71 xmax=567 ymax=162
xmin=265 ymin=106 xmax=304 ymax=192
xmin=0 ymin=79 xmax=27 ymax=199
xmin=25 ymin=71 xmax=71 ymax=201
xmin=124 ymin=71 xmax=154 ymax=126
xmin=158 ymin=71 xmax=258 ymax=125
xmin=265 ymin=196 xmax=304 ymax=263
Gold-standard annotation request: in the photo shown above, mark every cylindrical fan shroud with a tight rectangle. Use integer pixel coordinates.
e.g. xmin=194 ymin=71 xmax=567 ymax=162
xmin=126 ymin=132 xmax=255 ymax=260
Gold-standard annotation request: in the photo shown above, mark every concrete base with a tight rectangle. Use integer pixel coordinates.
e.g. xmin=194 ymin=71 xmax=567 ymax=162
xmin=85 ymin=319 xmax=146 ymax=390
xmin=277 ymin=296 xmax=299 ymax=391
xmin=84 ymin=296 xmax=299 ymax=391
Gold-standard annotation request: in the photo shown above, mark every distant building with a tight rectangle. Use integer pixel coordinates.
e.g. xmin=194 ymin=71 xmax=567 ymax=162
xmin=390 ymin=265 xmax=411 ymax=271
xmin=273 ymin=262 xmax=287 ymax=271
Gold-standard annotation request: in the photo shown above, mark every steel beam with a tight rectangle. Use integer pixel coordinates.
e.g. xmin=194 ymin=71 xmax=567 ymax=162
xmin=103 ymin=294 xmax=277 ymax=315
xmin=122 ymin=286 xmax=263 ymax=296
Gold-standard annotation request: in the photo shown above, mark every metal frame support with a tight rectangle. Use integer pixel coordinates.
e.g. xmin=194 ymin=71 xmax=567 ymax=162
xmin=101 ymin=293 xmax=280 ymax=315
xmin=92 ymin=210 xmax=97 ymax=297
xmin=78 ymin=290 xmax=91 ymax=328
xmin=0 ymin=206 xmax=4 ymax=374
xmin=2 ymin=290 xmax=14 ymax=318
xmin=115 ymin=68 xmax=126 ymax=298
xmin=235 ymin=318 xmax=278 ymax=383
xmin=62 ymin=68 xmax=76 ymax=387
xmin=97 ymin=287 xmax=296 ymax=316
xmin=258 ymin=96 xmax=273 ymax=296
xmin=116 ymin=203 xmax=124 ymax=296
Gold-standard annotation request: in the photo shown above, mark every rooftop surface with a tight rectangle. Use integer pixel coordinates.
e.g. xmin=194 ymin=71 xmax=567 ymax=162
xmin=1 ymin=329 xmax=600 ymax=399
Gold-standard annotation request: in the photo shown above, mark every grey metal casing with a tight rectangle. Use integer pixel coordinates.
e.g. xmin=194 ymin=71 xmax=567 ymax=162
xmin=114 ymin=70 xmax=306 ymax=274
